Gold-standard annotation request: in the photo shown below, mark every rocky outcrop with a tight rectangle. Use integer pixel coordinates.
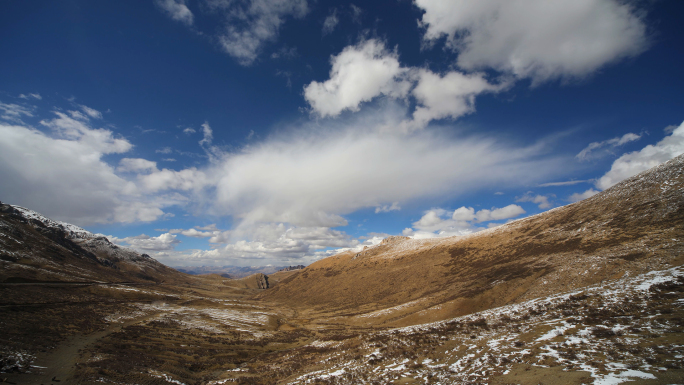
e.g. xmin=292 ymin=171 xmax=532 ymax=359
xmin=278 ymin=265 xmax=306 ymax=272
xmin=255 ymin=273 xmax=269 ymax=289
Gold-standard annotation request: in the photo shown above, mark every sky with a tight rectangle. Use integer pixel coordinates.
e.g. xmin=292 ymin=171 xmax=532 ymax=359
xmin=1 ymin=0 xmax=683 ymax=267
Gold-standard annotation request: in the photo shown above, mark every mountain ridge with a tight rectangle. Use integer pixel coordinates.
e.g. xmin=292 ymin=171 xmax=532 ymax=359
xmin=0 ymin=202 xmax=189 ymax=284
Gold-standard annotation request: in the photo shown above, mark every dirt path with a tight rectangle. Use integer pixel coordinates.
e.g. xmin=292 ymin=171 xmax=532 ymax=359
xmin=3 ymin=311 xmax=161 ymax=385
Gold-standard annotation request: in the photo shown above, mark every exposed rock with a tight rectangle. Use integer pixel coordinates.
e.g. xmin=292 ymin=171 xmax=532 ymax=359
xmin=255 ymin=273 xmax=269 ymax=289
xmin=278 ymin=265 xmax=306 ymax=272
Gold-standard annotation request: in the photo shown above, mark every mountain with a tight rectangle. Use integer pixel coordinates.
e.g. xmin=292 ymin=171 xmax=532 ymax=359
xmin=260 ymin=154 xmax=684 ymax=327
xmin=0 ymin=203 xmax=188 ymax=284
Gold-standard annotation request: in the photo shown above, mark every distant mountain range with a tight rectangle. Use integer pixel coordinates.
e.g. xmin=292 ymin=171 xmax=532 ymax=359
xmin=174 ymin=264 xmax=306 ymax=278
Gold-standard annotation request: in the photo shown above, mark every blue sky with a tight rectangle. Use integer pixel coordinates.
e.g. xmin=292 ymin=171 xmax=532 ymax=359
xmin=1 ymin=0 xmax=683 ymax=267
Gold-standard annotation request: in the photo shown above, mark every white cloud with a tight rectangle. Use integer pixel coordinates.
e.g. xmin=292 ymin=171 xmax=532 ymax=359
xmin=199 ymin=121 xmax=213 ymax=146
xmin=416 ymin=0 xmax=649 ymax=83
xmin=138 ymin=167 xmax=209 ymax=193
xmin=538 ymin=179 xmax=591 ymax=187
xmin=186 ymin=222 xmax=358 ymax=261
xmin=211 ymin=0 xmax=308 ymax=65
xmin=304 ymin=39 xmax=504 ymax=130
xmin=169 ymin=228 xmax=217 ymax=238
xmin=451 ymin=206 xmax=475 ymax=221
xmin=200 ymin=108 xmax=564 ymax=227
xmin=596 ymin=121 xmax=684 ymax=190
xmin=349 ymin=4 xmax=362 ymax=23
xmin=40 ymin=111 xmax=132 ymax=154
xmin=156 ymin=146 xmax=173 ymax=154
xmin=322 ymin=9 xmax=339 ymax=35
xmin=19 ymin=93 xmax=42 ymax=100
xmin=516 ymin=192 xmax=553 ymax=209
xmin=111 ymin=233 xmax=181 ymax=252
xmin=375 ymin=202 xmax=400 ymax=213
xmin=576 ymin=132 xmax=641 ymax=161
xmin=118 ymin=158 xmax=158 ymax=173
xmin=409 ymin=69 xmax=505 ymax=129
xmin=0 ymin=118 xmax=174 ymax=225
xmin=183 ymin=127 xmax=196 ymax=134
xmin=405 ymin=204 xmax=525 ymax=239
xmin=0 ymin=102 xmax=34 ymax=124
xmin=304 ymin=39 xmax=412 ymax=118
xmin=155 ymin=0 xmax=194 ymax=26
xmin=79 ymin=104 xmax=103 ymax=120
xmin=569 ymin=188 xmax=600 ymax=202
xmin=474 ymin=204 xmax=526 ymax=221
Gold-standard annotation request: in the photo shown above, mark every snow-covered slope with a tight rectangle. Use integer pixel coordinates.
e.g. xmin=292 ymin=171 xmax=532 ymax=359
xmin=9 ymin=205 xmax=94 ymax=240
xmin=0 ymin=201 xmax=187 ymax=283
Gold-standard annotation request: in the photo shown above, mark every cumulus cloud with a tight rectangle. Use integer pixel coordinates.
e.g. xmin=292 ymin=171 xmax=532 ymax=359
xmin=169 ymin=228 xmax=217 ymax=238
xmin=0 ymin=107 xmax=180 ymax=226
xmin=110 ymin=233 xmax=181 ymax=252
xmin=304 ymin=39 xmax=510 ymax=130
xmin=516 ymin=192 xmax=553 ymax=209
xmin=118 ymin=158 xmax=158 ymax=173
xmin=416 ymin=0 xmax=649 ymax=83
xmin=404 ymin=204 xmax=525 ymax=239
xmin=186 ymin=222 xmax=358 ymax=261
xmin=40 ymin=111 xmax=132 ymax=154
xmin=576 ymin=132 xmax=641 ymax=161
xmin=183 ymin=127 xmax=196 ymax=134
xmin=0 ymin=122 xmax=171 ymax=225
xmin=304 ymin=40 xmax=412 ymax=118
xmin=596 ymin=121 xmax=684 ymax=190
xmin=322 ymin=9 xmax=339 ymax=35
xmin=138 ymin=167 xmax=209 ymax=193
xmin=209 ymin=0 xmax=308 ymax=65
xmin=155 ymin=0 xmax=194 ymax=26
xmin=409 ymin=69 xmax=506 ymax=129
xmin=304 ymin=39 xmax=504 ymax=130
xmin=474 ymin=204 xmax=526 ymax=221
xmin=569 ymin=188 xmax=600 ymax=202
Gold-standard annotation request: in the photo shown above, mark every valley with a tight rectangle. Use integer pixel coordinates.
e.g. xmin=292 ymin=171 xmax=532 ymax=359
xmin=1 ymin=155 xmax=684 ymax=384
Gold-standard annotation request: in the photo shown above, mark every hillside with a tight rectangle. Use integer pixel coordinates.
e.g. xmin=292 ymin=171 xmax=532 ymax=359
xmin=260 ymin=154 xmax=684 ymax=327
xmin=0 ymin=202 xmax=189 ymax=284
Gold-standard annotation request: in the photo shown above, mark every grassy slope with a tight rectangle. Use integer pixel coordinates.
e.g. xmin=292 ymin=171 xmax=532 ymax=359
xmin=260 ymin=155 xmax=684 ymax=327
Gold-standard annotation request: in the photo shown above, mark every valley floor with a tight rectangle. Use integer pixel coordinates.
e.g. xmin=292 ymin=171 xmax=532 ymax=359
xmin=1 ymin=267 xmax=683 ymax=384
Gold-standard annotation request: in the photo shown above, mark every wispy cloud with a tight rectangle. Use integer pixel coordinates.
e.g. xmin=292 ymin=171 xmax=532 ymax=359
xmin=209 ymin=0 xmax=308 ymax=65
xmin=0 ymin=102 xmax=34 ymax=124
xmin=538 ymin=179 xmax=591 ymax=187
xmin=576 ymin=132 xmax=641 ymax=161
xmin=322 ymin=9 xmax=339 ymax=35
xmin=19 ymin=93 xmax=42 ymax=100
xmin=155 ymin=0 xmax=194 ymax=26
